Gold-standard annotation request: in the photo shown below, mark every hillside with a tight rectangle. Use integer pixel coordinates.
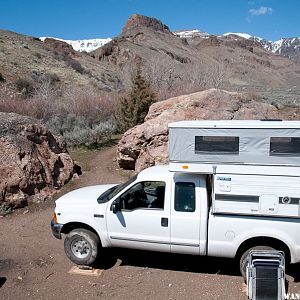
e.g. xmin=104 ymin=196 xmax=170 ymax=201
xmin=0 ymin=29 xmax=122 ymax=99
xmin=1 ymin=14 xmax=300 ymax=107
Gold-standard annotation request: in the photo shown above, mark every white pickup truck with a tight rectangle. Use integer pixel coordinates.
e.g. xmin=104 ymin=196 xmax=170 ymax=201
xmin=51 ymin=120 xmax=300 ymax=279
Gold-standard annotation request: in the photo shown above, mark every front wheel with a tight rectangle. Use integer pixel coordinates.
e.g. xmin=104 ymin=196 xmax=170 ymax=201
xmin=64 ymin=228 xmax=100 ymax=266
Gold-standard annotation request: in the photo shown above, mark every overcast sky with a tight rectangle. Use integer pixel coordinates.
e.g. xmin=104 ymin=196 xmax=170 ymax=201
xmin=0 ymin=0 xmax=299 ymax=41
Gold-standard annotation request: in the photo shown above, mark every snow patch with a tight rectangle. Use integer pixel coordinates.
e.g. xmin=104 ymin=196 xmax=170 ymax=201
xmin=174 ymin=29 xmax=209 ymax=38
xmin=40 ymin=37 xmax=112 ymax=52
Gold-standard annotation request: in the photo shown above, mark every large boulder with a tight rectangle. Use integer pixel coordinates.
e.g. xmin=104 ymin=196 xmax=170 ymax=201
xmin=0 ymin=112 xmax=77 ymax=212
xmin=117 ymin=89 xmax=282 ymax=172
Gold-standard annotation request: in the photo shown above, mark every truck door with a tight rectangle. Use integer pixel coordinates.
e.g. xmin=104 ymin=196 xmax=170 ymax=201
xmin=170 ymin=175 xmax=202 ymax=255
xmin=106 ymin=180 xmax=171 ymax=252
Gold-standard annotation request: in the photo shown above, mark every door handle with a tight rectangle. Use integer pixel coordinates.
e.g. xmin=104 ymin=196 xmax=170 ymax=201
xmin=161 ymin=217 xmax=168 ymax=227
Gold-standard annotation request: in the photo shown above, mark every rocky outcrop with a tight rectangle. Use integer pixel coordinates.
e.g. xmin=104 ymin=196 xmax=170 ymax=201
xmin=122 ymin=14 xmax=170 ymax=34
xmin=0 ymin=112 xmax=77 ymax=213
xmin=196 ymin=35 xmax=221 ymax=47
xmin=117 ymin=89 xmax=282 ymax=172
xmin=43 ymin=38 xmax=77 ymax=56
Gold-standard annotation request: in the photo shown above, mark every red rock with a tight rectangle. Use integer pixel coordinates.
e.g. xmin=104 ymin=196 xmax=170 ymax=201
xmin=122 ymin=14 xmax=170 ymax=34
xmin=0 ymin=112 xmax=77 ymax=210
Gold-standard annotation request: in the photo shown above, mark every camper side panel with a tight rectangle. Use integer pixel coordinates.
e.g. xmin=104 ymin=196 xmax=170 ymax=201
xmin=169 ymin=127 xmax=300 ymax=166
xmin=213 ymin=174 xmax=300 ymax=218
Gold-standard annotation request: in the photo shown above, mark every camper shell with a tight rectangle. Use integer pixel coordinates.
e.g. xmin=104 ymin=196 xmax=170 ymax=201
xmin=169 ymin=120 xmax=300 ymax=218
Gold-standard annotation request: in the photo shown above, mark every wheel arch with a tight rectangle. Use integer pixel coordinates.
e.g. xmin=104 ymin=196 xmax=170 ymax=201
xmin=235 ymin=236 xmax=291 ymax=263
xmin=61 ymin=222 xmax=100 ymax=241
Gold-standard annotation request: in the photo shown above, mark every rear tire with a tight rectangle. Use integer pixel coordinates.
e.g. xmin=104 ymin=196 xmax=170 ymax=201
xmin=239 ymin=245 xmax=274 ymax=282
xmin=64 ymin=228 xmax=100 ymax=266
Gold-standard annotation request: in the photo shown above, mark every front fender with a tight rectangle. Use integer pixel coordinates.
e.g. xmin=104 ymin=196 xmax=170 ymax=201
xmin=59 ymin=217 xmax=111 ymax=248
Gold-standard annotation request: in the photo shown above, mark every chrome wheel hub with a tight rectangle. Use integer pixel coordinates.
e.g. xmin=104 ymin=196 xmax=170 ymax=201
xmin=71 ymin=239 xmax=90 ymax=259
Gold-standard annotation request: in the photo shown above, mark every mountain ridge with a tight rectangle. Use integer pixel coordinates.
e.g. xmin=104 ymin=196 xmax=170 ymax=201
xmin=40 ymin=29 xmax=300 ymax=62
xmin=175 ymin=30 xmax=300 ymax=62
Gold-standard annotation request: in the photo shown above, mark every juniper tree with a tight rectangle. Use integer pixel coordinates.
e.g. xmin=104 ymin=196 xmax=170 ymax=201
xmin=117 ymin=65 xmax=156 ymax=131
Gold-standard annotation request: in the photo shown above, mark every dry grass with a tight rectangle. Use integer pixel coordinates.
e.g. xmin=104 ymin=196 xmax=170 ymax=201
xmin=0 ymin=85 xmax=119 ymax=147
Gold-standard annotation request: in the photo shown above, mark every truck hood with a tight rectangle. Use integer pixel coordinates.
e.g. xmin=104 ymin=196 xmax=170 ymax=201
xmin=55 ymin=184 xmax=118 ymax=208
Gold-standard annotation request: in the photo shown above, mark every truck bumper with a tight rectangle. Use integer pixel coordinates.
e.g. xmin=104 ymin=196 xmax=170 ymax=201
xmin=51 ymin=219 xmax=63 ymax=239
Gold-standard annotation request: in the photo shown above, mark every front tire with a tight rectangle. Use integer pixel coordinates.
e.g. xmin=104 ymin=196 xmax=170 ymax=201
xmin=239 ymin=245 xmax=274 ymax=281
xmin=64 ymin=228 xmax=100 ymax=266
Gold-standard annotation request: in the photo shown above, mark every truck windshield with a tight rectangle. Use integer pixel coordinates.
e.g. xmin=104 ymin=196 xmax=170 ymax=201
xmin=97 ymin=175 xmax=137 ymax=204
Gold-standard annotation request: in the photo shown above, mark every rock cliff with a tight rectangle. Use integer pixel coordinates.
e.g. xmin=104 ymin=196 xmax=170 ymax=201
xmin=122 ymin=14 xmax=171 ymax=34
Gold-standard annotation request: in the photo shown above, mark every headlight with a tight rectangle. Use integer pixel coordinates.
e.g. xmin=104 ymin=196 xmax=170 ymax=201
xmin=53 ymin=212 xmax=58 ymax=224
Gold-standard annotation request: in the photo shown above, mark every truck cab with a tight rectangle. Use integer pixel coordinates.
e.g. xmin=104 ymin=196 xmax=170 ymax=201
xmin=52 ymin=165 xmax=209 ymax=265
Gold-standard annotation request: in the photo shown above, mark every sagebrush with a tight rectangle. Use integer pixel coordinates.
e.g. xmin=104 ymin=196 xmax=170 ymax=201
xmin=0 ymin=84 xmax=118 ymax=147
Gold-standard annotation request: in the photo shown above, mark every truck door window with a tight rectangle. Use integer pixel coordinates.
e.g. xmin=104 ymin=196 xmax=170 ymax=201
xmin=175 ymin=182 xmax=195 ymax=212
xmin=118 ymin=181 xmax=165 ymax=210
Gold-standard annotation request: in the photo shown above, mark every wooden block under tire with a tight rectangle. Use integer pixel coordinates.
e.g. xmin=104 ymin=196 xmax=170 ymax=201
xmin=68 ymin=266 xmax=103 ymax=277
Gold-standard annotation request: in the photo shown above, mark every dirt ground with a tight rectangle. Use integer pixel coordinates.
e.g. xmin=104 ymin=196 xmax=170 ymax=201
xmin=1 ymin=145 xmax=299 ymax=300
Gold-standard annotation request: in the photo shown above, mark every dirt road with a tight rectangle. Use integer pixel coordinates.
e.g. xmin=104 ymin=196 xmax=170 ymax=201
xmin=1 ymin=146 xmax=299 ymax=300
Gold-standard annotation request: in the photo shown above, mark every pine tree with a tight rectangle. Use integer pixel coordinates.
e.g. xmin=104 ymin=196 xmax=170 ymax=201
xmin=117 ymin=65 xmax=156 ymax=131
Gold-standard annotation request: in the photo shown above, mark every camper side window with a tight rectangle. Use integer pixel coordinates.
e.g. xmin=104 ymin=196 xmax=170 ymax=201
xmin=270 ymin=137 xmax=300 ymax=156
xmin=175 ymin=182 xmax=195 ymax=212
xmin=195 ymin=136 xmax=239 ymax=154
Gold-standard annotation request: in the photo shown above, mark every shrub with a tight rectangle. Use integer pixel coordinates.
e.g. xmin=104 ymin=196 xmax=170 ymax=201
xmin=53 ymin=50 xmax=69 ymax=61
xmin=63 ymin=86 xmax=116 ymax=124
xmin=15 ymin=78 xmax=34 ymax=97
xmin=66 ymin=58 xmax=85 ymax=74
xmin=43 ymin=72 xmax=60 ymax=84
xmin=0 ymin=95 xmax=39 ymax=117
xmin=47 ymin=115 xmax=117 ymax=147
xmin=33 ymin=52 xmax=42 ymax=59
xmin=46 ymin=114 xmax=89 ymax=135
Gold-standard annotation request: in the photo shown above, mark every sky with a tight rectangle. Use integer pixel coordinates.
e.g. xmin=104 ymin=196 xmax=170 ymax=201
xmin=0 ymin=0 xmax=299 ymax=41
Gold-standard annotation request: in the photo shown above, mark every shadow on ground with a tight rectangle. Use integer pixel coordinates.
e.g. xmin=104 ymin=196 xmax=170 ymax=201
xmin=95 ymin=248 xmax=240 ymax=277
xmin=287 ymin=264 xmax=300 ymax=283
xmin=0 ymin=277 xmax=7 ymax=288
xmin=94 ymin=248 xmax=300 ymax=284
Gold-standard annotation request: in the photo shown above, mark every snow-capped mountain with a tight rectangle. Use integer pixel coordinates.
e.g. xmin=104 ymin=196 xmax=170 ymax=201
xmin=271 ymin=37 xmax=300 ymax=54
xmin=173 ymin=29 xmax=209 ymax=38
xmin=223 ymin=33 xmax=300 ymax=59
xmin=223 ymin=32 xmax=262 ymax=42
xmin=174 ymin=30 xmax=300 ymax=62
xmin=40 ymin=37 xmax=111 ymax=52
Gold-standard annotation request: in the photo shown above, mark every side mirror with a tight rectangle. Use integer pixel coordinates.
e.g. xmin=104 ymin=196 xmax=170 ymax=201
xmin=112 ymin=202 xmax=120 ymax=214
